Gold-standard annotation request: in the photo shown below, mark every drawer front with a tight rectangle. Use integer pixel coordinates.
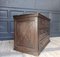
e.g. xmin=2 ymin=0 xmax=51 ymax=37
xmin=38 ymin=28 xmax=50 ymax=42
xmin=38 ymin=18 xmax=49 ymax=29
xmin=39 ymin=28 xmax=49 ymax=35
xmin=39 ymin=36 xmax=49 ymax=47
xmin=39 ymin=37 xmax=49 ymax=51
xmin=39 ymin=32 xmax=49 ymax=41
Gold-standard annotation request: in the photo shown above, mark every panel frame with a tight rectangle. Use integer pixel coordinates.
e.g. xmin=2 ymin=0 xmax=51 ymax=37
xmin=0 ymin=9 xmax=8 ymax=19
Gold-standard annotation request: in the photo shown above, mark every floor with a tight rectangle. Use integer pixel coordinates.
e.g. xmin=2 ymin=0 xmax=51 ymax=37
xmin=0 ymin=37 xmax=60 ymax=57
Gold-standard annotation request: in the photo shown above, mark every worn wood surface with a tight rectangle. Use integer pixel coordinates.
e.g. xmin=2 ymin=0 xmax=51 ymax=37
xmin=14 ymin=13 xmax=50 ymax=56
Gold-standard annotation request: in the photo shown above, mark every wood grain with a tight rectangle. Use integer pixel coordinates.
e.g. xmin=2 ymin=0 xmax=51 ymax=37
xmin=14 ymin=13 xmax=50 ymax=56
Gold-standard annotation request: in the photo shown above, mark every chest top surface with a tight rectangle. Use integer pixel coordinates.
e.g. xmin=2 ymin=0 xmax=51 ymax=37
xmin=13 ymin=13 xmax=50 ymax=21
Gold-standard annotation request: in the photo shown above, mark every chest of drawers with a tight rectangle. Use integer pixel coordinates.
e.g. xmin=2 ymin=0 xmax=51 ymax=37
xmin=13 ymin=13 xmax=50 ymax=56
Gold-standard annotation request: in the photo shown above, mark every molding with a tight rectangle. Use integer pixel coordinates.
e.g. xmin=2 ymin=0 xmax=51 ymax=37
xmin=0 ymin=9 xmax=8 ymax=19
xmin=0 ymin=38 xmax=13 ymax=40
xmin=0 ymin=6 xmax=60 ymax=12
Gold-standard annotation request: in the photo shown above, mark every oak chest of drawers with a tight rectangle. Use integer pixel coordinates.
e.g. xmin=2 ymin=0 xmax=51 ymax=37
xmin=13 ymin=13 xmax=50 ymax=56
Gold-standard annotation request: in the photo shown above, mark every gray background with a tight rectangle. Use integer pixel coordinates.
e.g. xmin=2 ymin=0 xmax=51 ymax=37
xmin=0 ymin=0 xmax=60 ymax=40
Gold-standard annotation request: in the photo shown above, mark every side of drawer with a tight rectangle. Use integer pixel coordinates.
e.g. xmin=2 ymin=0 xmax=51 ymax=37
xmin=39 ymin=36 xmax=50 ymax=52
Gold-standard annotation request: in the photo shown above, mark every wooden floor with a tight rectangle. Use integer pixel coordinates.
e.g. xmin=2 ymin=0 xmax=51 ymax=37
xmin=0 ymin=37 xmax=60 ymax=57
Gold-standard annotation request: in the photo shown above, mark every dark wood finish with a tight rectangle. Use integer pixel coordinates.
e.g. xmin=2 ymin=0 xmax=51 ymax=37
xmin=13 ymin=13 xmax=50 ymax=56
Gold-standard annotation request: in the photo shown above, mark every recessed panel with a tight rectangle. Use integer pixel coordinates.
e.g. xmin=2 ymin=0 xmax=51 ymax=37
xmin=16 ymin=21 xmax=36 ymax=48
xmin=0 ymin=33 xmax=8 ymax=37
xmin=0 ymin=21 xmax=7 ymax=32
xmin=10 ymin=21 xmax=14 ymax=32
xmin=0 ymin=10 xmax=8 ymax=18
xmin=10 ymin=11 xmax=24 ymax=20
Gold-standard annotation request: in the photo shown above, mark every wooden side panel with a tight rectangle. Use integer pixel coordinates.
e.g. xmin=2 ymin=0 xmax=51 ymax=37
xmin=14 ymin=17 xmax=38 ymax=55
xmin=16 ymin=21 xmax=35 ymax=48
